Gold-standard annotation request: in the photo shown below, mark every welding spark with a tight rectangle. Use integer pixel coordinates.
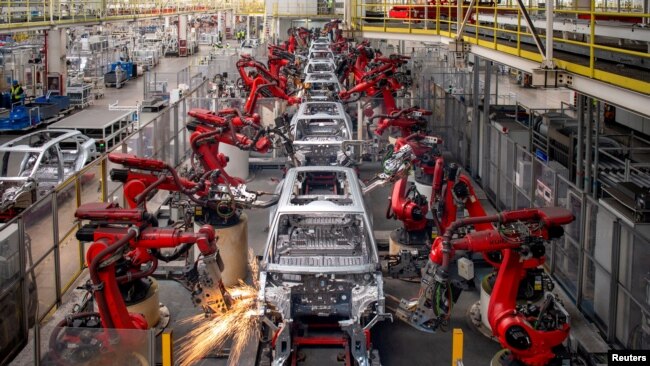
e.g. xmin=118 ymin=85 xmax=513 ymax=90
xmin=177 ymin=251 xmax=261 ymax=366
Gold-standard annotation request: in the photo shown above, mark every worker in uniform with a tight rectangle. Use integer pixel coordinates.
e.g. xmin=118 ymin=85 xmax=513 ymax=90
xmin=10 ymin=80 xmax=24 ymax=105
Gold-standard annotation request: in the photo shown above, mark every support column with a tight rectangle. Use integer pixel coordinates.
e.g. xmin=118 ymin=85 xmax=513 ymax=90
xmin=47 ymin=29 xmax=67 ymax=95
xmin=542 ymin=0 xmax=554 ymax=68
xmin=482 ymin=60 xmax=492 ymax=170
xmin=217 ymin=11 xmax=224 ymax=42
xmin=178 ymin=14 xmax=188 ymax=56
xmin=246 ymin=16 xmax=251 ymax=40
xmin=593 ymin=101 xmax=600 ymax=197
xmin=471 ymin=56 xmax=481 ymax=177
xmin=584 ymin=98 xmax=593 ymax=194
xmin=576 ymin=94 xmax=584 ymax=189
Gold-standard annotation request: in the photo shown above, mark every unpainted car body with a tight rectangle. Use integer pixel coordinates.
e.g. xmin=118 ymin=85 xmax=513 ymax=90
xmin=0 ymin=130 xmax=98 ymax=220
xmin=301 ymin=72 xmax=343 ymax=101
xmin=259 ymin=166 xmax=389 ymax=366
xmin=307 ymin=49 xmax=335 ymax=62
xmin=289 ymin=101 xmax=354 ymax=166
xmin=303 ymin=59 xmax=337 ymax=75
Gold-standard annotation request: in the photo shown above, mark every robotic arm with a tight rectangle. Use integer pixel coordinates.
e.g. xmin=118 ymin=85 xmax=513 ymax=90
xmin=237 ymin=56 xmax=280 ymax=89
xmin=108 ymin=153 xmax=279 ymax=218
xmin=363 ymin=144 xmax=415 ymax=194
xmin=397 ymin=207 xmax=573 ymax=364
xmin=76 ymin=202 xmax=232 ymax=330
xmin=244 ymin=78 xmax=301 ymax=116
xmin=187 ymin=107 xmax=261 ymax=130
xmin=372 ymin=107 xmax=432 ymax=137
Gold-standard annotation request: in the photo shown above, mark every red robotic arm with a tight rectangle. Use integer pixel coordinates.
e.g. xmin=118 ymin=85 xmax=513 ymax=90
xmin=373 ymin=107 xmax=432 ymax=137
xmin=188 ymin=108 xmax=261 ymax=130
xmin=489 ymin=249 xmax=570 ymax=366
xmin=77 ymin=202 xmax=231 ymax=330
xmin=287 ymin=33 xmax=297 ymax=54
xmin=237 ymin=55 xmax=281 ymax=89
xmin=397 ymin=207 xmax=573 ymax=365
xmin=244 ymin=77 xmax=300 ymax=115
xmin=389 ymin=177 xmax=429 ymax=233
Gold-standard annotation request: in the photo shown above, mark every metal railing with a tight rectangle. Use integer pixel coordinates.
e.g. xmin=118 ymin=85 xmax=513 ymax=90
xmin=351 ymin=1 xmax=650 ymax=95
xmin=0 ymin=73 xmax=212 ymax=365
xmin=0 ymin=0 xmax=232 ymax=31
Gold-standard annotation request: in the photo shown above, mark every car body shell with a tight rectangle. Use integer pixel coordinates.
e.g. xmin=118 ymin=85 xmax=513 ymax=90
xmin=0 ymin=130 xmax=98 ymax=218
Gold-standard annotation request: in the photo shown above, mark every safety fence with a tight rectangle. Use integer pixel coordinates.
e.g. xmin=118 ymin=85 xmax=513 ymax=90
xmin=0 ymin=77 xmax=211 ymax=365
xmin=479 ymin=113 xmax=649 ymax=349
xmin=408 ymin=60 xmax=650 ymax=348
xmin=143 ymin=63 xmax=211 ymax=101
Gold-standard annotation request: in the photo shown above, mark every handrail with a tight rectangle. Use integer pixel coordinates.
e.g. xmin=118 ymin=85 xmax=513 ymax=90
xmin=351 ymin=1 xmax=650 ymax=95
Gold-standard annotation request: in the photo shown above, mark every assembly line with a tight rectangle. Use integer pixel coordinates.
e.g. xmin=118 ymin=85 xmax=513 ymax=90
xmin=1 ymin=2 xmax=650 ymax=366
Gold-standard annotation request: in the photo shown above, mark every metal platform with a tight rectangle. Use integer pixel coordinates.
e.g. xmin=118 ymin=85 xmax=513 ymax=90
xmin=48 ymin=108 xmax=136 ymax=149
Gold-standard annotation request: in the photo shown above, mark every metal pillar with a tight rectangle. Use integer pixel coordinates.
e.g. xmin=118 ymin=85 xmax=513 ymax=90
xmin=471 ymin=56 xmax=481 ymax=177
xmin=575 ymin=94 xmax=584 ymax=189
xmin=593 ymin=101 xmax=600 ymax=197
xmin=542 ymin=0 xmax=555 ymax=68
xmin=482 ymin=61 xmax=492 ymax=163
xmin=217 ymin=11 xmax=224 ymax=42
xmin=584 ymin=98 xmax=593 ymax=194
xmin=178 ymin=14 xmax=188 ymax=56
xmin=46 ymin=29 xmax=67 ymax=95
xmin=247 ymin=16 xmax=251 ymax=40
xmin=514 ymin=0 xmax=547 ymax=59
xmin=456 ymin=0 xmax=477 ymax=39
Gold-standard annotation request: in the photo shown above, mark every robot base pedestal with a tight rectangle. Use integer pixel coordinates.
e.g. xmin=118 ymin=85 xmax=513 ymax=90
xmin=125 ymin=277 xmax=169 ymax=330
xmin=214 ymin=213 xmax=249 ymax=287
xmin=388 ymin=228 xmax=429 ymax=255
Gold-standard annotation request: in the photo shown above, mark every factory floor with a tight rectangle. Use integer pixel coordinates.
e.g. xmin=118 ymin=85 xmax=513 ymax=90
xmin=8 ymin=46 xmax=608 ymax=365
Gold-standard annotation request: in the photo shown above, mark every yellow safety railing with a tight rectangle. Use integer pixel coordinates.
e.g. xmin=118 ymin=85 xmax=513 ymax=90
xmin=0 ymin=0 xmax=232 ymax=31
xmin=264 ymin=0 xmax=342 ymax=18
xmin=351 ymin=1 xmax=650 ymax=95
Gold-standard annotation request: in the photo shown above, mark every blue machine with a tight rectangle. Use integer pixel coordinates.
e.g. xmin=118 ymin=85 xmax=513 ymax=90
xmin=110 ymin=62 xmax=137 ymax=79
xmin=0 ymin=93 xmax=70 ymax=131
xmin=35 ymin=94 xmax=71 ymax=111
xmin=0 ymin=105 xmax=41 ymax=131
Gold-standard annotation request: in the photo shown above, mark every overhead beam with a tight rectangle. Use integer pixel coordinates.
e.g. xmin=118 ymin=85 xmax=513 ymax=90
xmin=456 ymin=0 xmax=477 ymax=40
xmin=514 ymin=0 xmax=546 ymax=59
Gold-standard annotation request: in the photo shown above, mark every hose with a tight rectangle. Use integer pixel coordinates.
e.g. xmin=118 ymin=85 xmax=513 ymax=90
xmin=134 ymin=175 xmax=166 ymax=206
xmin=116 ymin=259 xmax=158 ymax=283
xmin=151 ymin=242 xmax=193 ymax=262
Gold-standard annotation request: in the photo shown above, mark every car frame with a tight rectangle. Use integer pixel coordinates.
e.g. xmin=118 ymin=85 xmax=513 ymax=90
xmin=301 ymin=72 xmax=343 ymax=101
xmin=289 ymin=101 xmax=355 ymax=166
xmin=0 ymin=130 xmax=98 ymax=220
xmin=303 ymin=59 xmax=337 ymax=75
xmin=258 ymin=166 xmax=389 ymax=366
